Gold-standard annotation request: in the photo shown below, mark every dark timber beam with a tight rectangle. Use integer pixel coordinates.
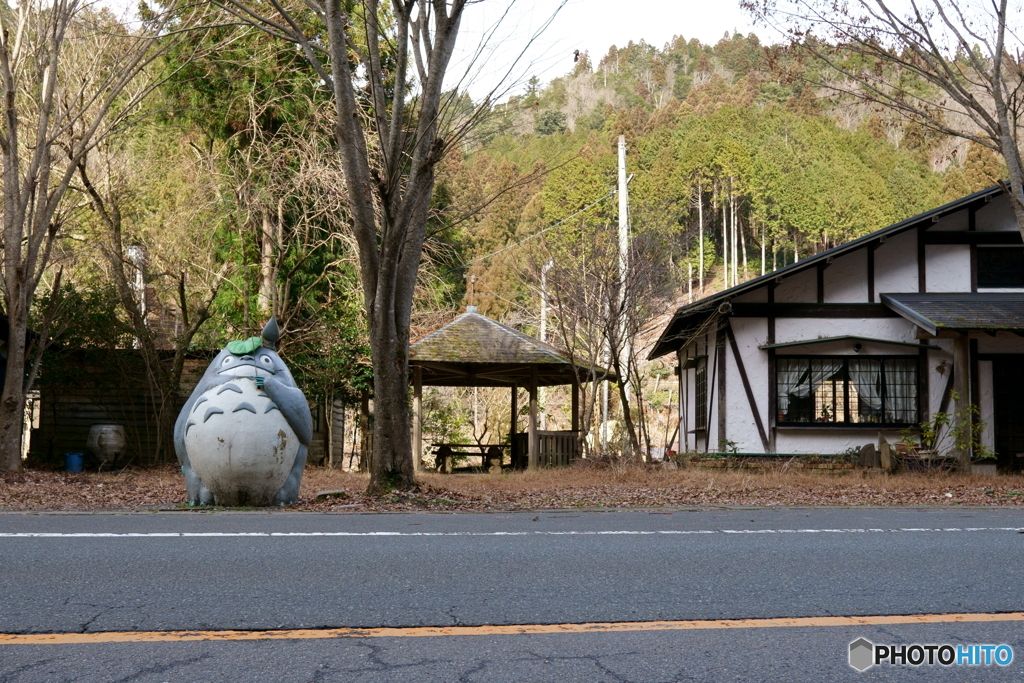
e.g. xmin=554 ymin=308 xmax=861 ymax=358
xmin=730 ymin=303 xmax=899 ymax=318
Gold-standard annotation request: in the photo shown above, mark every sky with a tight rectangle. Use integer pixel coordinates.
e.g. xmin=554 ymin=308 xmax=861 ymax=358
xmin=449 ymin=0 xmax=765 ymax=101
xmin=101 ymin=0 xmax=765 ymax=101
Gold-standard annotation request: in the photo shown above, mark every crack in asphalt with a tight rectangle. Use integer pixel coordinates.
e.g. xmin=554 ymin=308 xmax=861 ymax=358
xmin=106 ymin=655 xmax=211 ymax=683
xmin=325 ymin=641 xmax=450 ymax=678
xmin=519 ymin=649 xmax=640 ymax=683
xmin=0 ymin=658 xmax=57 ymax=681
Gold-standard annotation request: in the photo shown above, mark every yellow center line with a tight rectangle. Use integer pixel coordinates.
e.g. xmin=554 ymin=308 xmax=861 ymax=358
xmin=3 ymin=612 xmax=1024 ymax=645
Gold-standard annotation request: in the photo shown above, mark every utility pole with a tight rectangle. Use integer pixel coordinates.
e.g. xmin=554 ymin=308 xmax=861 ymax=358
xmin=606 ymin=135 xmax=631 ymax=454
xmin=697 ymin=179 xmax=704 ymax=293
xmin=618 ymin=135 xmax=629 ymax=288
xmin=540 ymin=259 xmax=553 ymax=343
xmin=540 ymin=259 xmax=552 ymax=430
xmin=618 ymin=137 xmax=630 ymax=379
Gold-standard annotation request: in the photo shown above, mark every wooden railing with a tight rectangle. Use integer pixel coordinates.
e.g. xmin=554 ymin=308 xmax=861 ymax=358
xmin=513 ymin=430 xmax=580 ymax=468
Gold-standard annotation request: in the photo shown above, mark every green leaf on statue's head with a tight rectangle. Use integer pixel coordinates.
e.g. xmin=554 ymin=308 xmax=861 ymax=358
xmin=226 ymin=336 xmax=264 ymax=355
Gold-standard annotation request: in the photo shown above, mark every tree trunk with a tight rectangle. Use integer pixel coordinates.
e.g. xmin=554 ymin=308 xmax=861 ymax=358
xmin=612 ymin=356 xmax=641 ymax=458
xmin=258 ymin=213 xmax=275 ymax=317
xmin=0 ymin=304 xmax=28 ymax=470
xmin=366 ymin=309 xmax=414 ymax=493
xmin=358 ymin=389 xmax=371 ymax=473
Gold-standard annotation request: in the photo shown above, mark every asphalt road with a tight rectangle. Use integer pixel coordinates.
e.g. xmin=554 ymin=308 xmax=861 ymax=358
xmin=2 ymin=507 xmax=1023 ymax=681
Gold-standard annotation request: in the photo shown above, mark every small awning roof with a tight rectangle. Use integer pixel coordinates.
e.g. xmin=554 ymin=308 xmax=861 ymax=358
xmin=758 ymin=335 xmax=940 ymax=351
xmin=881 ymin=293 xmax=1024 ymax=335
xmin=410 ymin=307 xmax=616 ymax=387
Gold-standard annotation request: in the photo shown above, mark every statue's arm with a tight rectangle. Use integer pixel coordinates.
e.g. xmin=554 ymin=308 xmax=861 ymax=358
xmin=263 ymin=377 xmax=313 ymax=446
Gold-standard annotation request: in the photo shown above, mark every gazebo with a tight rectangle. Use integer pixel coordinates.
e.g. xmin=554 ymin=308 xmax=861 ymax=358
xmin=409 ymin=306 xmax=614 ymax=471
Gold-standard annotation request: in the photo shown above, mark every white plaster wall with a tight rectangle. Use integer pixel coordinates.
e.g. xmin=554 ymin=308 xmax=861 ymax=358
xmin=925 ymin=245 xmax=971 ymax=292
xmin=677 ymin=347 xmax=697 ymax=453
xmin=824 ymin=248 xmax=869 ymax=303
xmin=706 ymin=329 xmax=721 ymax=453
xmin=733 ymin=287 xmax=768 ymax=303
xmin=928 ymin=209 xmax=968 ymax=231
xmin=976 ymin=194 xmax=1017 ymax=231
xmin=925 ymin=342 xmax=954 ymax=417
xmin=724 ymin=318 xmax=769 ymax=453
xmin=774 ymin=268 xmax=817 ymax=302
xmin=775 ymin=317 xmax=917 ymax=345
xmin=978 ymin=360 xmax=995 ymax=455
xmin=774 ymin=430 xmax=909 ymax=455
xmin=873 ymin=229 xmax=918 ymax=299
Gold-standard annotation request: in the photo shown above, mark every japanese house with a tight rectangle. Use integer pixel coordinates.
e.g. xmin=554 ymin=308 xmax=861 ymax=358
xmin=650 ymin=184 xmax=1024 ymax=468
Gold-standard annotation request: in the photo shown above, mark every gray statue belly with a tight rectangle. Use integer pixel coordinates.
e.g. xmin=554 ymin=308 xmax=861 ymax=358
xmin=183 ymin=377 xmax=298 ymax=506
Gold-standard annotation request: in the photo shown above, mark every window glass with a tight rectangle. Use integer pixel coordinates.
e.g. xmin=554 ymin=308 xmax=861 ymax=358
xmin=884 ymin=358 xmax=918 ymax=424
xmin=695 ymin=359 xmax=707 ymax=430
xmin=776 ymin=356 xmax=917 ymax=427
xmin=978 ymin=247 xmax=1024 ymax=288
xmin=777 ymin=358 xmax=811 ymax=423
xmin=849 ymin=359 xmax=883 ymax=423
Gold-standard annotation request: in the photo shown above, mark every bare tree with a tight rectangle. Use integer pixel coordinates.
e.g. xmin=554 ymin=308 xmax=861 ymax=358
xmin=745 ymin=0 xmax=1024 ymax=236
xmin=75 ymin=136 xmax=232 ymax=464
xmin=209 ymin=0 xmax=564 ymax=492
xmin=0 ymin=0 xmax=195 ymax=470
xmin=529 ymin=225 xmax=675 ymax=458
xmin=526 ymin=233 xmax=613 ymax=457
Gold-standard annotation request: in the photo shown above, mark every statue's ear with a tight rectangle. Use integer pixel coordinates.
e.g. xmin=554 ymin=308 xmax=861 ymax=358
xmin=261 ymin=317 xmax=280 ymax=350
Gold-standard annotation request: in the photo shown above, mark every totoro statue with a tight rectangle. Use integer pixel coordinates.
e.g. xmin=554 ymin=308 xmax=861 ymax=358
xmin=173 ymin=317 xmax=313 ymax=506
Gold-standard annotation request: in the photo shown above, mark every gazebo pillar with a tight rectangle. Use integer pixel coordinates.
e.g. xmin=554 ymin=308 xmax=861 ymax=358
xmin=528 ymin=367 xmax=539 ymax=471
xmin=412 ymin=365 xmax=422 ymax=472
xmin=510 ymin=381 xmax=518 ymax=467
xmin=571 ymin=377 xmax=580 ymax=432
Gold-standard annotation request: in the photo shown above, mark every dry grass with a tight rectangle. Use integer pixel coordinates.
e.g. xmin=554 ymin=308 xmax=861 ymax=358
xmin=2 ymin=462 xmax=1024 ymax=512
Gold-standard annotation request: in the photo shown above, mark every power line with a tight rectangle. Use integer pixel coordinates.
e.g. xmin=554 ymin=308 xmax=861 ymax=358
xmin=448 ymin=187 xmax=617 ymax=273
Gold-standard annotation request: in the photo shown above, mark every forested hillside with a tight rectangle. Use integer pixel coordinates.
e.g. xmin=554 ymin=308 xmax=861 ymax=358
xmin=25 ymin=23 xmax=1008 ymax=461
xmin=435 ymin=33 xmax=1006 ymax=322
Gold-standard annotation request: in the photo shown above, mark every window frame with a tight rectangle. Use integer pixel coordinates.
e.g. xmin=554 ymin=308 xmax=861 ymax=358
xmin=694 ymin=357 xmax=708 ymax=431
xmin=774 ymin=355 xmax=920 ymax=429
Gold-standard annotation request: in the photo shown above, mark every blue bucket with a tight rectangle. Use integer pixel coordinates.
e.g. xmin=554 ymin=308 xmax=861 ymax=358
xmin=64 ymin=452 xmax=84 ymax=473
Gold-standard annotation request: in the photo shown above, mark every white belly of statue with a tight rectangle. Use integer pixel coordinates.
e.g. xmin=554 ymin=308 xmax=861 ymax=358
xmin=183 ymin=377 xmax=298 ymax=506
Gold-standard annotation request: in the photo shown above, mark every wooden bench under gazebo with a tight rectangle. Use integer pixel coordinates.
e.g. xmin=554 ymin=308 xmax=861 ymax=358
xmin=409 ymin=306 xmax=615 ymax=472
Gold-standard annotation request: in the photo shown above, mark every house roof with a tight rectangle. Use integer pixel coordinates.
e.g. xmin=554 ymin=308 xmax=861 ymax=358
xmin=880 ymin=293 xmax=1024 ymax=335
xmin=410 ymin=307 xmax=616 ymax=387
xmin=648 ymin=183 xmax=1006 ymax=360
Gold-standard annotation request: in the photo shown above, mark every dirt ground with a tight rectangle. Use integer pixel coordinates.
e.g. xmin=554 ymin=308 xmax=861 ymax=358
xmin=3 ymin=462 xmax=1024 ymax=512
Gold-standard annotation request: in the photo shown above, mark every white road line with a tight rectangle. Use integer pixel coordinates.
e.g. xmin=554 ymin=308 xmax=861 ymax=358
xmin=0 ymin=527 xmax=1021 ymax=538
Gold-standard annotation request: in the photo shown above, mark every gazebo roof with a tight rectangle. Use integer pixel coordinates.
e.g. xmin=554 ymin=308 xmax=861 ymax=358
xmin=410 ymin=306 xmax=614 ymax=387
